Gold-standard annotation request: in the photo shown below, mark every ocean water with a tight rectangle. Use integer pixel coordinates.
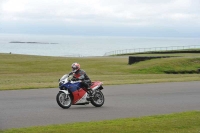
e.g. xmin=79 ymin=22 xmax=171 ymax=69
xmin=0 ymin=34 xmax=200 ymax=57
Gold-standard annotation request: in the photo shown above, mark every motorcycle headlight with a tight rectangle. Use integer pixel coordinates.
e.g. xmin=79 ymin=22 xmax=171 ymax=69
xmin=59 ymin=81 xmax=65 ymax=86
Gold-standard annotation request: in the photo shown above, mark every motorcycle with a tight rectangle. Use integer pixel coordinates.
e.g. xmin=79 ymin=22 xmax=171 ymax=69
xmin=56 ymin=74 xmax=105 ymax=109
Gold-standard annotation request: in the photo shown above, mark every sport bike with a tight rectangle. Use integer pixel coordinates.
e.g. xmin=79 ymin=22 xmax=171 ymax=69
xmin=56 ymin=74 xmax=105 ymax=109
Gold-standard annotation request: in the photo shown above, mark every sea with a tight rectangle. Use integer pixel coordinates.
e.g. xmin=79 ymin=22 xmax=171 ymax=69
xmin=0 ymin=33 xmax=200 ymax=57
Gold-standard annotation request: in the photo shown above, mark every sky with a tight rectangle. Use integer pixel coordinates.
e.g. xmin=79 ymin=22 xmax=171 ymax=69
xmin=0 ymin=0 xmax=200 ymax=37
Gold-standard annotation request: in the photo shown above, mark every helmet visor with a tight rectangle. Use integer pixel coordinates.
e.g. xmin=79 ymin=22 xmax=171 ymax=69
xmin=72 ymin=66 xmax=77 ymax=72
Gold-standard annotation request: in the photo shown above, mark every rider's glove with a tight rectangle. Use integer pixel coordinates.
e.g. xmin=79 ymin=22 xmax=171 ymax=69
xmin=71 ymin=78 xmax=77 ymax=81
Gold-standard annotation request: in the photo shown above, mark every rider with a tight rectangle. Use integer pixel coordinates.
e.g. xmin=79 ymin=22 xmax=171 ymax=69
xmin=69 ymin=62 xmax=94 ymax=97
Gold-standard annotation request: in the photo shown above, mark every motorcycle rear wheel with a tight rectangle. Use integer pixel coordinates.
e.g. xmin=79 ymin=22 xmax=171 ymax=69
xmin=56 ymin=92 xmax=72 ymax=109
xmin=91 ymin=90 xmax=104 ymax=107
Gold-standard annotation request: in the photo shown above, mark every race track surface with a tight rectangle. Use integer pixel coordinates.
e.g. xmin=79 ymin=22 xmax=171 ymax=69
xmin=0 ymin=82 xmax=200 ymax=129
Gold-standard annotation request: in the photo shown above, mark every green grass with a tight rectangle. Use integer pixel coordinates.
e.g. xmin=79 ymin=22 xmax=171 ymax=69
xmin=130 ymin=57 xmax=200 ymax=74
xmin=1 ymin=53 xmax=200 ymax=132
xmin=0 ymin=53 xmax=200 ymax=90
xmin=1 ymin=111 xmax=200 ymax=133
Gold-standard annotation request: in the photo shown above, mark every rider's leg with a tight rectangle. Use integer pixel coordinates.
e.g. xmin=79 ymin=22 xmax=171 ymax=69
xmin=81 ymin=81 xmax=94 ymax=96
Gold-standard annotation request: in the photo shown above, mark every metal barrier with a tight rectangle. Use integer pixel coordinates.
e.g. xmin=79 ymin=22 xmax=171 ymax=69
xmin=104 ymin=45 xmax=200 ymax=56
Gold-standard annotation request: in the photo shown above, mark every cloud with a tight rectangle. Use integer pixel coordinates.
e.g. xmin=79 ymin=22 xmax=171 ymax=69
xmin=0 ymin=0 xmax=200 ymax=36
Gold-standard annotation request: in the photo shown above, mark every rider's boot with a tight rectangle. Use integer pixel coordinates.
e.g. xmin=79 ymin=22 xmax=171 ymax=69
xmin=87 ymin=88 xmax=94 ymax=97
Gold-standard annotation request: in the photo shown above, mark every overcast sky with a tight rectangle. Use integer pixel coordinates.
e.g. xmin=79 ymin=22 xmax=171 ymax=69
xmin=0 ymin=0 xmax=200 ymax=37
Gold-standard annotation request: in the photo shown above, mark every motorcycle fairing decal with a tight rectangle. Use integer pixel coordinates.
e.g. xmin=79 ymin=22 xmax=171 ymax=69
xmin=77 ymin=88 xmax=87 ymax=99
xmin=75 ymin=93 xmax=87 ymax=104
xmin=67 ymin=82 xmax=81 ymax=93
xmin=72 ymin=88 xmax=87 ymax=104
xmin=62 ymin=82 xmax=88 ymax=104
xmin=72 ymin=90 xmax=80 ymax=104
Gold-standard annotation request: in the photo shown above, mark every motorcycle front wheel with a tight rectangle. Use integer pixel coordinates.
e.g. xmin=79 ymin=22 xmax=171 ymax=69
xmin=56 ymin=92 xmax=72 ymax=109
xmin=91 ymin=90 xmax=104 ymax=107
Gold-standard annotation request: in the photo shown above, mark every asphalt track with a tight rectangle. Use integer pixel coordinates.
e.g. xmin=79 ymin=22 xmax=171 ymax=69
xmin=0 ymin=81 xmax=200 ymax=130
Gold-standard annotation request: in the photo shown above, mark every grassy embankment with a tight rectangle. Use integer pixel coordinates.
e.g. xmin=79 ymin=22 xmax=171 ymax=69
xmin=1 ymin=111 xmax=200 ymax=133
xmin=0 ymin=52 xmax=200 ymax=90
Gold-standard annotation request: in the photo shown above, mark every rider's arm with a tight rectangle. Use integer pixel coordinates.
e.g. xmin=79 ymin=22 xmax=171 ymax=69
xmin=68 ymin=72 xmax=74 ymax=75
xmin=78 ymin=74 xmax=85 ymax=80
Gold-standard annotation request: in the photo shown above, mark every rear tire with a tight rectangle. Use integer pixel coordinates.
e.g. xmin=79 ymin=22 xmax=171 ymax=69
xmin=91 ymin=90 xmax=104 ymax=107
xmin=56 ymin=92 xmax=72 ymax=109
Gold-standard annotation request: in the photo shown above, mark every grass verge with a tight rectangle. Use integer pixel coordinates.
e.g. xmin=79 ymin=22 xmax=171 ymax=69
xmin=0 ymin=53 xmax=200 ymax=90
xmin=1 ymin=111 xmax=200 ymax=133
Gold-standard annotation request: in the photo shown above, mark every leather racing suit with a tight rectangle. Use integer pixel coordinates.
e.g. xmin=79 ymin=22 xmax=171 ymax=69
xmin=69 ymin=69 xmax=92 ymax=91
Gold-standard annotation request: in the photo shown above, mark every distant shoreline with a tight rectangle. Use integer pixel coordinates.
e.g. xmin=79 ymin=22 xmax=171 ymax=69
xmin=9 ymin=41 xmax=58 ymax=44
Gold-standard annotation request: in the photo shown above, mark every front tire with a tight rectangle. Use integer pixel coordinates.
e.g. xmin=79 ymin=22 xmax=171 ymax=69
xmin=91 ymin=90 xmax=104 ymax=107
xmin=56 ymin=92 xmax=72 ymax=109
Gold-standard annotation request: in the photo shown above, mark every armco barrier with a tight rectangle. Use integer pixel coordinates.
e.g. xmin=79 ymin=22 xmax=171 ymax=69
xmin=104 ymin=45 xmax=200 ymax=56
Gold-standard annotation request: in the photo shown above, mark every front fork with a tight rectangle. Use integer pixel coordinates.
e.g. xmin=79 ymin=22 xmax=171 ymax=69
xmin=59 ymin=90 xmax=69 ymax=95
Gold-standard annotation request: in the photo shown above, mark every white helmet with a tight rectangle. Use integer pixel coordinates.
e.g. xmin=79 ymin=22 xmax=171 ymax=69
xmin=71 ymin=63 xmax=80 ymax=73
